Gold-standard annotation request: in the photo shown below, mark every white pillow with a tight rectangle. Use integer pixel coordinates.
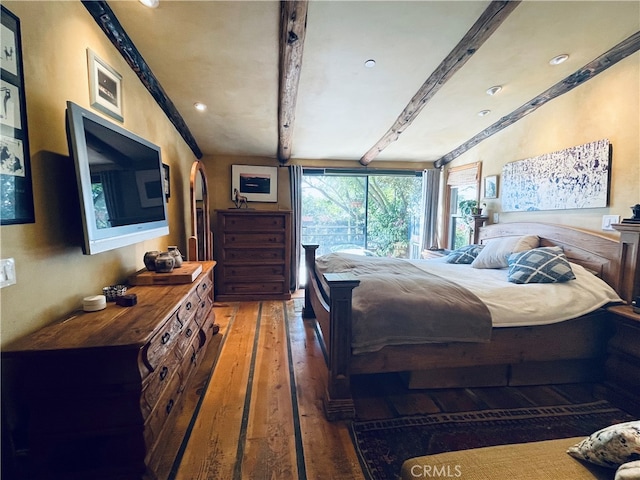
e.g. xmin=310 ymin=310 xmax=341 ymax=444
xmin=471 ymin=235 xmax=540 ymax=269
xmin=616 ymin=460 xmax=640 ymax=480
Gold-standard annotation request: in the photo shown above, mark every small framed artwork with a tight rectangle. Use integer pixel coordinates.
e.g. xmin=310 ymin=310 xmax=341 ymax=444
xmin=231 ymin=165 xmax=278 ymax=203
xmin=87 ymin=49 xmax=123 ymax=122
xmin=1 ymin=6 xmax=35 ymax=225
xmin=484 ymin=175 xmax=498 ymax=199
xmin=162 ymin=163 xmax=170 ymax=200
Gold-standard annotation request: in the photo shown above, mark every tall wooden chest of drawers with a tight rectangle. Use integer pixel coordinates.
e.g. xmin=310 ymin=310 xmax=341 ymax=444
xmin=215 ymin=210 xmax=292 ymax=301
xmin=2 ymin=262 xmax=217 ymax=479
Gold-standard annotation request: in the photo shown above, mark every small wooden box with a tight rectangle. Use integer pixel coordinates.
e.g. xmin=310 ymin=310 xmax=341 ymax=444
xmin=129 ymin=262 xmax=203 ymax=285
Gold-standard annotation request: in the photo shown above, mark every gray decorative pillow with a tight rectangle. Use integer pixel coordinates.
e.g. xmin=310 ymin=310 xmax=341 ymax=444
xmin=567 ymin=421 xmax=640 ymax=468
xmin=507 ymin=246 xmax=576 ymax=284
xmin=445 ymin=244 xmax=484 ymax=264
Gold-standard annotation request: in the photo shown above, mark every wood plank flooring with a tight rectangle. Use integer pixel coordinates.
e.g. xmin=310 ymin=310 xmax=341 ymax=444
xmin=162 ymin=296 xmax=610 ymax=480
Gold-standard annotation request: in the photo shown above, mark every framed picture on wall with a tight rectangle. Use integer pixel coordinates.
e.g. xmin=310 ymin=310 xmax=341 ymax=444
xmin=484 ymin=175 xmax=498 ymax=199
xmin=231 ymin=165 xmax=278 ymax=202
xmin=0 ymin=6 xmax=35 ymax=225
xmin=162 ymin=163 xmax=170 ymax=200
xmin=87 ymin=49 xmax=123 ymax=122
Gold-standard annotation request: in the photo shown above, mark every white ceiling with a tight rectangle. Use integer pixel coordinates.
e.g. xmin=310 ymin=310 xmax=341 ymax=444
xmin=108 ymin=0 xmax=640 ymax=164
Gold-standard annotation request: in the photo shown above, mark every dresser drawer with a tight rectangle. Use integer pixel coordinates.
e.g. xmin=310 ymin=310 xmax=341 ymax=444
xmin=196 ymin=271 xmax=213 ymax=300
xmin=220 ymin=213 xmax=286 ymax=231
xmin=222 ymin=248 xmax=286 ymax=263
xmin=141 ymin=348 xmax=182 ymax=419
xmin=176 ymin=289 xmax=200 ymax=325
xmin=194 ymin=295 xmax=213 ymax=329
xmin=221 ymin=281 xmax=287 ymax=296
xmin=221 ymin=231 xmax=286 ymax=246
xmin=143 ymin=313 xmax=183 ymax=372
xmin=222 ymin=264 xmax=286 ymax=279
xmin=143 ymin=366 xmax=182 ymax=453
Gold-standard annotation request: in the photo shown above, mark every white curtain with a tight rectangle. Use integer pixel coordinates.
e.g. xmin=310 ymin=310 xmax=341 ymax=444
xmin=421 ymin=168 xmax=441 ymax=250
xmin=289 ymin=165 xmax=303 ymax=291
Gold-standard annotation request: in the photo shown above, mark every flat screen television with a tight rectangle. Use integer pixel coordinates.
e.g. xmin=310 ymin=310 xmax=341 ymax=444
xmin=66 ymin=101 xmax=169 ymax=255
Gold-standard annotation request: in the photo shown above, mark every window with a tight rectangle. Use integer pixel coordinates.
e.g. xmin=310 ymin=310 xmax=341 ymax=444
xmin=301 ymin=169 xmax=423 ymax=260
xmin=445 ymin=163 xmax=480 ymax=249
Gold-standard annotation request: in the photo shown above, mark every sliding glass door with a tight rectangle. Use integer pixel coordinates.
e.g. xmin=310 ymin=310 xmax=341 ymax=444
xmin=301 ymin=170 xmax=423 ymax=260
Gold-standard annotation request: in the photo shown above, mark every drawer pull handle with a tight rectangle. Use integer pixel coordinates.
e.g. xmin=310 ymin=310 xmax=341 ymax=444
xmin=160 ymin=366 xmax=169 ymax=381
xmin=161 ymin=332 xmax=171 ymax=344
xmin=186 ymin=302 xmax=192 ymax=311
xmin=186 ymin=328 xmax=193 ymax=337
xmin=166 ymin=399 xmax=174 ymax=415
xmin=201 ymin=301 xmax=206 ymax=309
xmin=191 ymin=352 xmax=197 ymax=364
xmin=201 ymin=282 xmax=207 ymax=290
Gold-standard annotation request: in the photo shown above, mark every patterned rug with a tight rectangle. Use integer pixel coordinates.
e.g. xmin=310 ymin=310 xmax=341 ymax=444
xmin=350 ymin=400 xmax=635 ymax=480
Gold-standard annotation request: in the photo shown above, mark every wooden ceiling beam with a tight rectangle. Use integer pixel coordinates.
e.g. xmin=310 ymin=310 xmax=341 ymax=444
xmin=359 ymin=0 xmax=520 ymax=166
xmin=434 ymin=30 xmax=640 ymax=168
xmin=278 ymin=0 xmax=308 ymax=165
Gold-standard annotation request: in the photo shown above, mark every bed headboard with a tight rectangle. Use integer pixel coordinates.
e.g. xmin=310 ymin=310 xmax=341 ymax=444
xmin=477 ymin=222 xmax=621 ymax=294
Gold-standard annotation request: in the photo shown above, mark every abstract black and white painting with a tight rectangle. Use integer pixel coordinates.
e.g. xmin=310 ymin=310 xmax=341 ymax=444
xmin=502 ymin=139 xmax=610 ymax=212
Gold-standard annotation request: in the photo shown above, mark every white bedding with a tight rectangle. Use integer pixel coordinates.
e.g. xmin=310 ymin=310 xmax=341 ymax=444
xmin=410 ymin=257 xmax=623 ymax=327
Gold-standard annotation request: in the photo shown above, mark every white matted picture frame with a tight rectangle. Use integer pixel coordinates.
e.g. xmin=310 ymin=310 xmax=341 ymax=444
xmin=87 ymin=49 xmax=123 ymax=122
xmin=231 ymin=165 xmax=278 ymax=203
xmin=484 ymin=175 xmax=498 ymax=199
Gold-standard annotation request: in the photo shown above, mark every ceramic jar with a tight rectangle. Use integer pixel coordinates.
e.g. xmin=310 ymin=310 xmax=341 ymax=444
xmin=154 ymin=252 xmax=175 ymax=273
xmin=168 ymin=246 xmax=183 ymax=268
xmin=144 ymin=251 xmax=161 ymax=271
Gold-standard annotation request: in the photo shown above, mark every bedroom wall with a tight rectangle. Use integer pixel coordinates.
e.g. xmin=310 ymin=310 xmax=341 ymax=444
xmin=202 ymin=155 xmax=434 ymax=213
xmin=446 ymin=51 xmax=639 ymax=238
xmin=0 ymin=2 xmax=197 ymax=347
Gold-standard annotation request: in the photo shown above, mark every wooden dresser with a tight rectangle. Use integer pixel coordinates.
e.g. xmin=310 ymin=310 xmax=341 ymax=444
xmin=215 ymin=209 xmax=291 ymax=301
xmin=2 ymin=262 xmax=217 ymax=479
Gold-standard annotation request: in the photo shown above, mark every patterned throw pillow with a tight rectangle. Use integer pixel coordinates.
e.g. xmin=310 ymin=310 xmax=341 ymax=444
xmin=507 ymin=246 xmax=576 ymax=283
xmin=445 ymin=244 xmax=484 ymax=264
xmin=567 ymin=421 xmax=640 ymax=468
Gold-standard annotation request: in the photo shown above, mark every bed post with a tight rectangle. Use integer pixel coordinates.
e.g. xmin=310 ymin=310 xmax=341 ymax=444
xmin=324 ymin=273 xmax=360 ymax=421
xmin=612 ymin=223 xmax=640 ymax=303
xmin=302 ymin=244 xmax=319 ymax=318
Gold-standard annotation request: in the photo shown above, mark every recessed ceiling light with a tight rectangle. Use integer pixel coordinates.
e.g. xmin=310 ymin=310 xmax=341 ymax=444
xmin=486 ymin=85 xmax=502 ymax=96
xmin=364 ymin=59 xmax=376 ymax=68
xmin=194 ymin=102 xmax=207 ymax=112
xmin=549 ymin=54 xmax=569 ymax=65
xmin=139 ymin=0 xmax=159 ymax=7
xmin=477 ymin=110 xmax=491 ymax=117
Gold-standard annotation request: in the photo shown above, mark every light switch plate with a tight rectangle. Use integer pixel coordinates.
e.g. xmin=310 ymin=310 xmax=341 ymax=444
xmin=0 ymin=258 xmax=16 ymax=288
xmin=602 ymin=215 xmax=620 ymax=231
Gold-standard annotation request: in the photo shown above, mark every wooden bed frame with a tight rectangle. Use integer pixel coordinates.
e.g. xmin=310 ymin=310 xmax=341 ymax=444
xmin=302 ymin=222 xmax=640 ymax=420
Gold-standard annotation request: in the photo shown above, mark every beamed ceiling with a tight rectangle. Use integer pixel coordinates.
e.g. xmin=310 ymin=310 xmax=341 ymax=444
xmin=86 ymin=0 xmax=639 ymax=166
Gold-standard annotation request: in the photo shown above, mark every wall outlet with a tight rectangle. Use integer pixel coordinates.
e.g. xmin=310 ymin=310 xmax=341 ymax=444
xmin=0 ymin=258 xmax=16 ymax=288
xmin=602 ymin=215 xmax=620 ymax=231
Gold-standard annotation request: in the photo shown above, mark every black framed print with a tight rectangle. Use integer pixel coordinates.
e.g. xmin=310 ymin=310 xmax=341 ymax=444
xmin=0 ymin=6 xmax=35 ymax=225
xmin=162 ymin=163 xmax=170 ymax=200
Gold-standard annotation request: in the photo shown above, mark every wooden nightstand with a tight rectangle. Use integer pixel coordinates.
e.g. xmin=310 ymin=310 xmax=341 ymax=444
xmin=601 ymin=305 xmax=640 ymax=415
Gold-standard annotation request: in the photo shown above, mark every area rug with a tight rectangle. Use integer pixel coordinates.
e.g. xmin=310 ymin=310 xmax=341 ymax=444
xmin=350 ymin=400 xmax=635 ymax=480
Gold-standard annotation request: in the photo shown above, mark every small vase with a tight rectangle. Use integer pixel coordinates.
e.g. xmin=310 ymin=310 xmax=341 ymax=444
xmin=155 ymin=252 xmax=175 ymax=273
xmin=168 ymin=246 xmax=183 ymax=268
xmin=144 ymin=251 xmax=161 ymax=271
